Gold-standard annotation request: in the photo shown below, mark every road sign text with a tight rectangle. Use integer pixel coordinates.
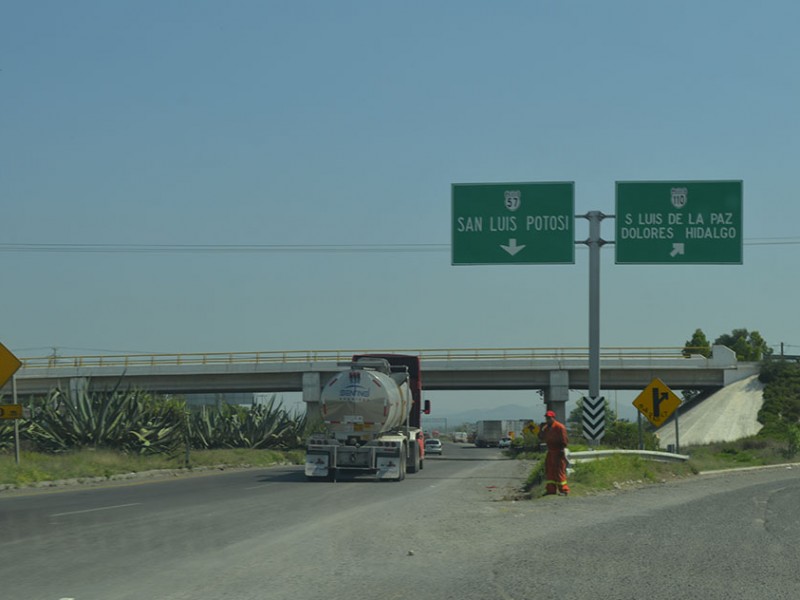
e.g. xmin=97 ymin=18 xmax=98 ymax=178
xmin=452 ymin=182 xmax=575 ymax=265
xmin=615 ymin=181 xmax=743 ymax=264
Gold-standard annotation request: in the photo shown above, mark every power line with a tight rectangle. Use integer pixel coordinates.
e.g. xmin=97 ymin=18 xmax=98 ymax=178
xmin=744 ymin=238 xmax=800 ymax=246
xmin=0 ymin=243 xmax=449 ymax=254
xmin=0 ymin=238 xmax=798 ymax=254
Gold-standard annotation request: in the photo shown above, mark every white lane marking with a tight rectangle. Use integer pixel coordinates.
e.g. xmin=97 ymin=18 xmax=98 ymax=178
xmin=50 ymin=502 xmax=141 ymax=517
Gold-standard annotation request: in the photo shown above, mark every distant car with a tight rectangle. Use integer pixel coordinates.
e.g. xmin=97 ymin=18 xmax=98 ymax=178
xmin=425 ymin=438 xmax=443 ymax=455
xmin=498 ymin=437 xmax=513 ymax=449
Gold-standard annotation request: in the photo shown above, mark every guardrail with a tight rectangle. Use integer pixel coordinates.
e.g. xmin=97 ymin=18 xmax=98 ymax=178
xmin=18 ymin=347 xmax=705 ymax=370
xmin=569 ymin=449 xmax=690 ymax=463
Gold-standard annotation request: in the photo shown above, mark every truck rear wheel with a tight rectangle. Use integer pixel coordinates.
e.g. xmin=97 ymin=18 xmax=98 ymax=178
xmin=408 ymin=449 xmax=420 ymax=474
xmin=396 ymin=448 xmax=406 ymax=481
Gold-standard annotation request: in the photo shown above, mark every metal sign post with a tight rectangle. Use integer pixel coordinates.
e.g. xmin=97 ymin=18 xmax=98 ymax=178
xmin=13 ymin=375 xmax=20 ymax=465
xmin=581 ymin=211 xmax=608 ymax=443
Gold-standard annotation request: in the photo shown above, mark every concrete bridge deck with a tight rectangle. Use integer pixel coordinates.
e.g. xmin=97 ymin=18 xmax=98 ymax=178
xmin=8 ymin=345 xmax=758 ymax=398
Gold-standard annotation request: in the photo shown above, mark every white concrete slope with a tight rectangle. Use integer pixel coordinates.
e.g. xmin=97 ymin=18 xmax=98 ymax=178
xmin=657 ymin=374 xmax=764 ymax=447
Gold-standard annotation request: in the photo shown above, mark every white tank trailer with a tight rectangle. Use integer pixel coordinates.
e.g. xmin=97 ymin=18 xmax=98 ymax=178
xmin=305 ymin=354 xmax=429 ymax=481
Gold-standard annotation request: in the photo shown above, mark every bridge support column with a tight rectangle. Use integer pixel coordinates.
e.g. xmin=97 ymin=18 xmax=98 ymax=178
xmin=545 ymin=370 xmax=569 ymax=423
xmin=69 ymin=377 xmax=89 ymax=401
xmin=302 ymin=372 xmax=323 ymax=426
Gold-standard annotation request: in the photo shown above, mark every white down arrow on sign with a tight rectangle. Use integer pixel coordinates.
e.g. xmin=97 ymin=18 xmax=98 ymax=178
xmin=500 ymin=239 xmax=526 ymax=256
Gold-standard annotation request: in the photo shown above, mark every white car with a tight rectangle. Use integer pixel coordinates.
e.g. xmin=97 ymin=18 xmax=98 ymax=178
xmin=425 ymin=438 xmax=443 ymax=455
xmin=498 ymin=437 xmax=512 ymax=449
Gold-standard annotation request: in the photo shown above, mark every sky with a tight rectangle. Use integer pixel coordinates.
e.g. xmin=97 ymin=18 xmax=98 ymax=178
xmin=3 ymin=1 xmax=799 ymax=421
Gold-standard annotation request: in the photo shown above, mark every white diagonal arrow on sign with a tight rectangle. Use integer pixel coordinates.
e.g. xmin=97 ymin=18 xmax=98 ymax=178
xmin=670 ymin=242 xmax=685 ymax=257
xmin=500 ymin=238 xmax=526 ymax=256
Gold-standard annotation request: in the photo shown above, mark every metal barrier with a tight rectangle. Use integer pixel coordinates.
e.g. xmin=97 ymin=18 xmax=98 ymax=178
xmin=569 ymin=449 xmax=690 ymax=463
xmin=18 ymin=346 xmax=700 ymax=370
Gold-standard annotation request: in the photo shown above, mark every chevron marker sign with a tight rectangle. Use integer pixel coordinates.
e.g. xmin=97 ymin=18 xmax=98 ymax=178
xmin=582 ymin=396 xmax=606 ymax=441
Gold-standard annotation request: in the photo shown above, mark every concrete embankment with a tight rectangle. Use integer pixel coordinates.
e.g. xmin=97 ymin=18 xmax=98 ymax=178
xmin=657 ymin=374 xmax=764 ymax=446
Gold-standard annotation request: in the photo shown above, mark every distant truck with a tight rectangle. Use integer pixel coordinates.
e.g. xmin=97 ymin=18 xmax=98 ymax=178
xmin=305 ymin=354 xmax=430 ymax=482
xmin=452 ymin=431 xmax=468 ymax=443
xmin=474 ymin=419 xmax=531 ymax=448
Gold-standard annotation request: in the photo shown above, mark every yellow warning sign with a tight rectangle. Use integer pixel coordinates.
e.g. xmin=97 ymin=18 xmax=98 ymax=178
xmin=633 ymin=378 xmax=682 ymax=427
xmin=0 ymin=343 xmax=22 ymax=389
xmin=0 ymin=404 xmax=23 ymax=420
xmin=524 ymin=420 xmax=540 ymax=436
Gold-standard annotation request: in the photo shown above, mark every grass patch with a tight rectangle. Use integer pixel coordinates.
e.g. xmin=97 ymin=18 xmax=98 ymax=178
xmin=0 ymin=448 xmax=304 ymax=488
xmin=523 ymin=434 xmax=800 ymax=499
xmin=565 ymin=455 xmax=695 ymax=496
xmin=521 ymin=454 xmax=695 ymax=498
xmin=682 ymin=436 xmax=792 ymax=472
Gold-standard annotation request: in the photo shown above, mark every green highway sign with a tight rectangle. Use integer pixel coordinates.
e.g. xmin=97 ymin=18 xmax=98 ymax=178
xmin=452 ymin=182 xmax=575 ymax=265
xmin=615 ymin=180 xmax=743 ymax=264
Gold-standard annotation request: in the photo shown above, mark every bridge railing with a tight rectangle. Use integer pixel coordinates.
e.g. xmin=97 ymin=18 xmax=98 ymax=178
xmin=18 ymin=347 xmax=702 ymax=370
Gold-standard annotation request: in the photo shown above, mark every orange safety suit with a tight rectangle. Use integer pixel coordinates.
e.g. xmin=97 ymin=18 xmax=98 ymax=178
xmin=539 ymin=418 xmax=570 ymax=495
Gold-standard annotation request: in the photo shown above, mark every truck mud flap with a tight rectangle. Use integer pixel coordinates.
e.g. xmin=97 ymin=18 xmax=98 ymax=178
xmin=305 ymin=453 xmax=331 ymax=479
xmin=375 ymin=454 xmax=403 ymax=480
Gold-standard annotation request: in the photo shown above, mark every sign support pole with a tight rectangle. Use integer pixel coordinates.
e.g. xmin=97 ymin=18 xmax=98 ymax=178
xmin=12 ymin=374 xmax=20 ymax=466
xmin=581 ymin=211 xmax=609 ymax=444
xmin=637 ymin=412 xmax=643 ymax=450
xmin=588 ymin=211 xmax=604 ymax=400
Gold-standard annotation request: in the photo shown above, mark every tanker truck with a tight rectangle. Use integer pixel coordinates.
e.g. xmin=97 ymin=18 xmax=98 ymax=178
xmin=305 ymin=354 xmax=430 ymax=482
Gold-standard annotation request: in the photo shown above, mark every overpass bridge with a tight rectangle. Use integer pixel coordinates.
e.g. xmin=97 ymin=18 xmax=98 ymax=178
xmin=8 ymin=345 xmax=759 ymax=422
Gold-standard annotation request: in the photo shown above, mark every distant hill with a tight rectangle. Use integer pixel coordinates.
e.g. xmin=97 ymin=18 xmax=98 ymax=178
xmin=430 ymin=404 xmax=536 ymax=427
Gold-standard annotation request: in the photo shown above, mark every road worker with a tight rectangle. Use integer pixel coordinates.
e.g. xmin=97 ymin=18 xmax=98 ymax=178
xmin=538 ymin=409 xmax=570 ymax=496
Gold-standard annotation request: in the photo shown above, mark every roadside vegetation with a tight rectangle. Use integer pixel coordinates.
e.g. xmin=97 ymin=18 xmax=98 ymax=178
xmin=516 ymin=433 xmax=799 ymax=500
xmin=0 ymin=385 xmax=307 ymax=488
xmin=0 ymin=448 xmax=305 ymax=488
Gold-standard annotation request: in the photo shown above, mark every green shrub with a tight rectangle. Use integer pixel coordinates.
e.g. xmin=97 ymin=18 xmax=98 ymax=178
xmin=786 ymin=425 xmax=800 ymax=459
xmin=604 ymin=420 xmax=660 ymax=450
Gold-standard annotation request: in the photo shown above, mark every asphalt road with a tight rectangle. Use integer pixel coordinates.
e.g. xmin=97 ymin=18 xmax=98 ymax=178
xmin=1 ymin=443 xmax=798 ymax=600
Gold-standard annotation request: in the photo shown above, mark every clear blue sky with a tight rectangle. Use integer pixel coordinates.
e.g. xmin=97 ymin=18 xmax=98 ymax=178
xmin=3 ymin=1 xmax=799 ymax=420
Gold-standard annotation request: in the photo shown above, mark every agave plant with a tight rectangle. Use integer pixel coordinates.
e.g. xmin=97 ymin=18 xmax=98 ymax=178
xmin=187 ymin=404 xmax=231 ymax=449
xmin=187 ymin=395 xmax=306 ymax=450
xmin=0 ymin=421 xmax=15 ymax=452
xmin=24 ymin=383 xmax=188 ymax=455
xmin=124 ymin=395 xmax=188 ymax=455
xmin=19 ymin=383 xmax=307 ymax=455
